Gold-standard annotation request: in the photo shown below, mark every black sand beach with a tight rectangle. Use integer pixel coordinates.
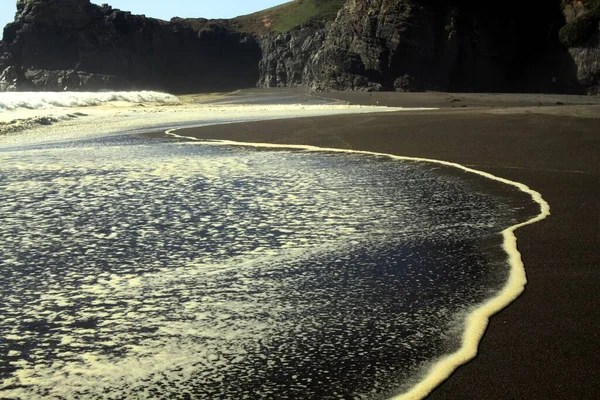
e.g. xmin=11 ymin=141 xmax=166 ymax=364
xmin=173 ymin=90 xmax=600 ymax=399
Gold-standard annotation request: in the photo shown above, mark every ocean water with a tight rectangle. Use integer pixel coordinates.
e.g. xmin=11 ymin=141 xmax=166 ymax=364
xmin=0 ymin=132 xmax=537 ymax=399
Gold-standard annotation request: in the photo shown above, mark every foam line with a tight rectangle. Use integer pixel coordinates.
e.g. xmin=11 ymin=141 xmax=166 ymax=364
xmin=165 ymin=129 xmax=550 ymax=400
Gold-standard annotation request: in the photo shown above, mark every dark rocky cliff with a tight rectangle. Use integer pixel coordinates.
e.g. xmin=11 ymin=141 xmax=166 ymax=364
xmin=0 ymin=0 xmax=260 ymax=92
xmin=302 ymin=0 xmax=589 ymax=93
xmin=560 ymin=0 xmax=600 ymax=94
xmin=0 ymin=0 xmax=598 ymax=94
xmin=256 ymin=0 xmax=599 ymax=94
xmin=257 ymin=21 xmax=327 ymax=88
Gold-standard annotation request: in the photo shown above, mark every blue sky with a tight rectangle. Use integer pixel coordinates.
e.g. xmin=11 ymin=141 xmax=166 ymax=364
xmin=1 ymin=1 xmax=290 ymax=35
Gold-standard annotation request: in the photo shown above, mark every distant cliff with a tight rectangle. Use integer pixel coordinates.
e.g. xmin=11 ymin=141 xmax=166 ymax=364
xmin=560 ymin=0 xmax=600 ymax=94
xmin=257 ymin=0 xmax=598 ymax=94
xmin=0 ymin=0 xmax=598 ymax=94
xmin=0 ymin=0 xmax=260 ymax=92
xmin=257 ymin=21 xmax=327 ymax=88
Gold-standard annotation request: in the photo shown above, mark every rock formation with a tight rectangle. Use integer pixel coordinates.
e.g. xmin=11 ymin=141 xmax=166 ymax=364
xmin=0 ymin=0 xmax=598 ymax=94
xmin=257 ymin=21 xmax=327 ymax=88
xmin=0 ymin=0 xmax=260 ymax=92
xmin=303 ymin=0 xmax=584 ymax=93
xmin=560 ymin=0 xmax=600 ymax=94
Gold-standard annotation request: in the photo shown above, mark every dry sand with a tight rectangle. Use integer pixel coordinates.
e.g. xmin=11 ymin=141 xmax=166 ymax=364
xmin=170 ymin=89 xmax=600 ymax=399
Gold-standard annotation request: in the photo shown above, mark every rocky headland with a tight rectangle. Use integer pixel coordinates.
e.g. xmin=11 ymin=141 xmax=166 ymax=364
xmin=0 ymin=0 xmax=598 ymax=94
xmin=0 ymin=0 xmax=260 ymax=92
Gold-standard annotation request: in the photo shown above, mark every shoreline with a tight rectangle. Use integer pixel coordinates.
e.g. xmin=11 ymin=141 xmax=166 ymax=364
xmin=167 ymin=90 xmax=600 ymax=399
xmin=2 ymin=88 xmax=598 ymax=398
xmin=165 ymin=130 xmax=550 ymax=399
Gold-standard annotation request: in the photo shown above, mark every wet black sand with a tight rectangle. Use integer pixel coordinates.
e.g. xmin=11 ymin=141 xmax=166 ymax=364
xmin=169 ymin=89 xmax=600 ymax=399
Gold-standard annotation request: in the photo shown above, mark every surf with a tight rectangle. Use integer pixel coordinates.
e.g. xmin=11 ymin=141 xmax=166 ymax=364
xmin=0 ymin=104 xmax=549 ymax=399
xmin=165 ymin=131 xmax=550 ymax=400
xmin=0 ymin=91 xmax=179 ymax=111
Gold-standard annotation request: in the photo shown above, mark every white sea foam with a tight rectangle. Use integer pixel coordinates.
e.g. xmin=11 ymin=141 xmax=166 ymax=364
xmin=0 ymin=91 xmax=179 ymax=111
xmin=164 ymin=134 xmax=550 ymax=400
xmin=0 ymin=102 xmax=548 ymax=399
xmin=0 ymin=98 xmax=431 ymax=147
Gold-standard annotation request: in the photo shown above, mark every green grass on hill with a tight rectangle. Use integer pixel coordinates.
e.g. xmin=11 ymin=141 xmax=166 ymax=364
xmin=170 ymin=0 xmax=345 ymax=35
xmin=229 ymin=0 xmax=346 ymax=34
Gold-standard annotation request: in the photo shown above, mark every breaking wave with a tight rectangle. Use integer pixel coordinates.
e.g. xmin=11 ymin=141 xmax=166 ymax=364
xmin=0 ymin=91 xmax=179 ymax=111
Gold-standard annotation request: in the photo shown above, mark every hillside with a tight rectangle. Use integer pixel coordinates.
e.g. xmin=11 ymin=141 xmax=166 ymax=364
xmin=230 ymin=0 xmax=345 ymax=34
xmin=0 ymin=0 xmax=261 ymax=92
xmin=171 ymin=0 xmax=345 ymax=35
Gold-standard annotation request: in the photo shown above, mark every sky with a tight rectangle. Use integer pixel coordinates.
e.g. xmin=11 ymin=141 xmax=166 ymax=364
xmin=0 ymin=1 xmax=290 ymax=36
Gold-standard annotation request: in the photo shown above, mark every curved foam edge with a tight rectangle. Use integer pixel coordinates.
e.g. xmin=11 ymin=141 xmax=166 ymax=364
xmin=166 ymin=128 xmax=550 ymax=399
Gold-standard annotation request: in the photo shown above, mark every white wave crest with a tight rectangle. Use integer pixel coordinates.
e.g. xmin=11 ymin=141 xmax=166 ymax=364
xmin=0 ymin=91 xmax=180 ymax=111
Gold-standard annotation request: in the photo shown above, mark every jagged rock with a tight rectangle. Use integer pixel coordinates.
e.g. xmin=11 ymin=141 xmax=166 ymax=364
xmin=561 ymin=1 xmax=600 ymax=95
xmin=393 ymin=74 xmax=419 ymax=92
xmin=258 ymin=22 xmax=327 ymax=88
xmin=305 ymin=47 xmax=371 ymax=91
xmin=21 ymin=69 xmax=127 ymax=91
xmin=0 ymin=0 xmax=260 ymax=92
xmin=0 ymin=65 xmax=18 ymax=91
xmin=302 ymin=0 xmax=589 ymax=93
xmin=0 ymin=0 xmax=598 ymax=94
xmin=567 ymin=35 xmax=600 ymax=95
